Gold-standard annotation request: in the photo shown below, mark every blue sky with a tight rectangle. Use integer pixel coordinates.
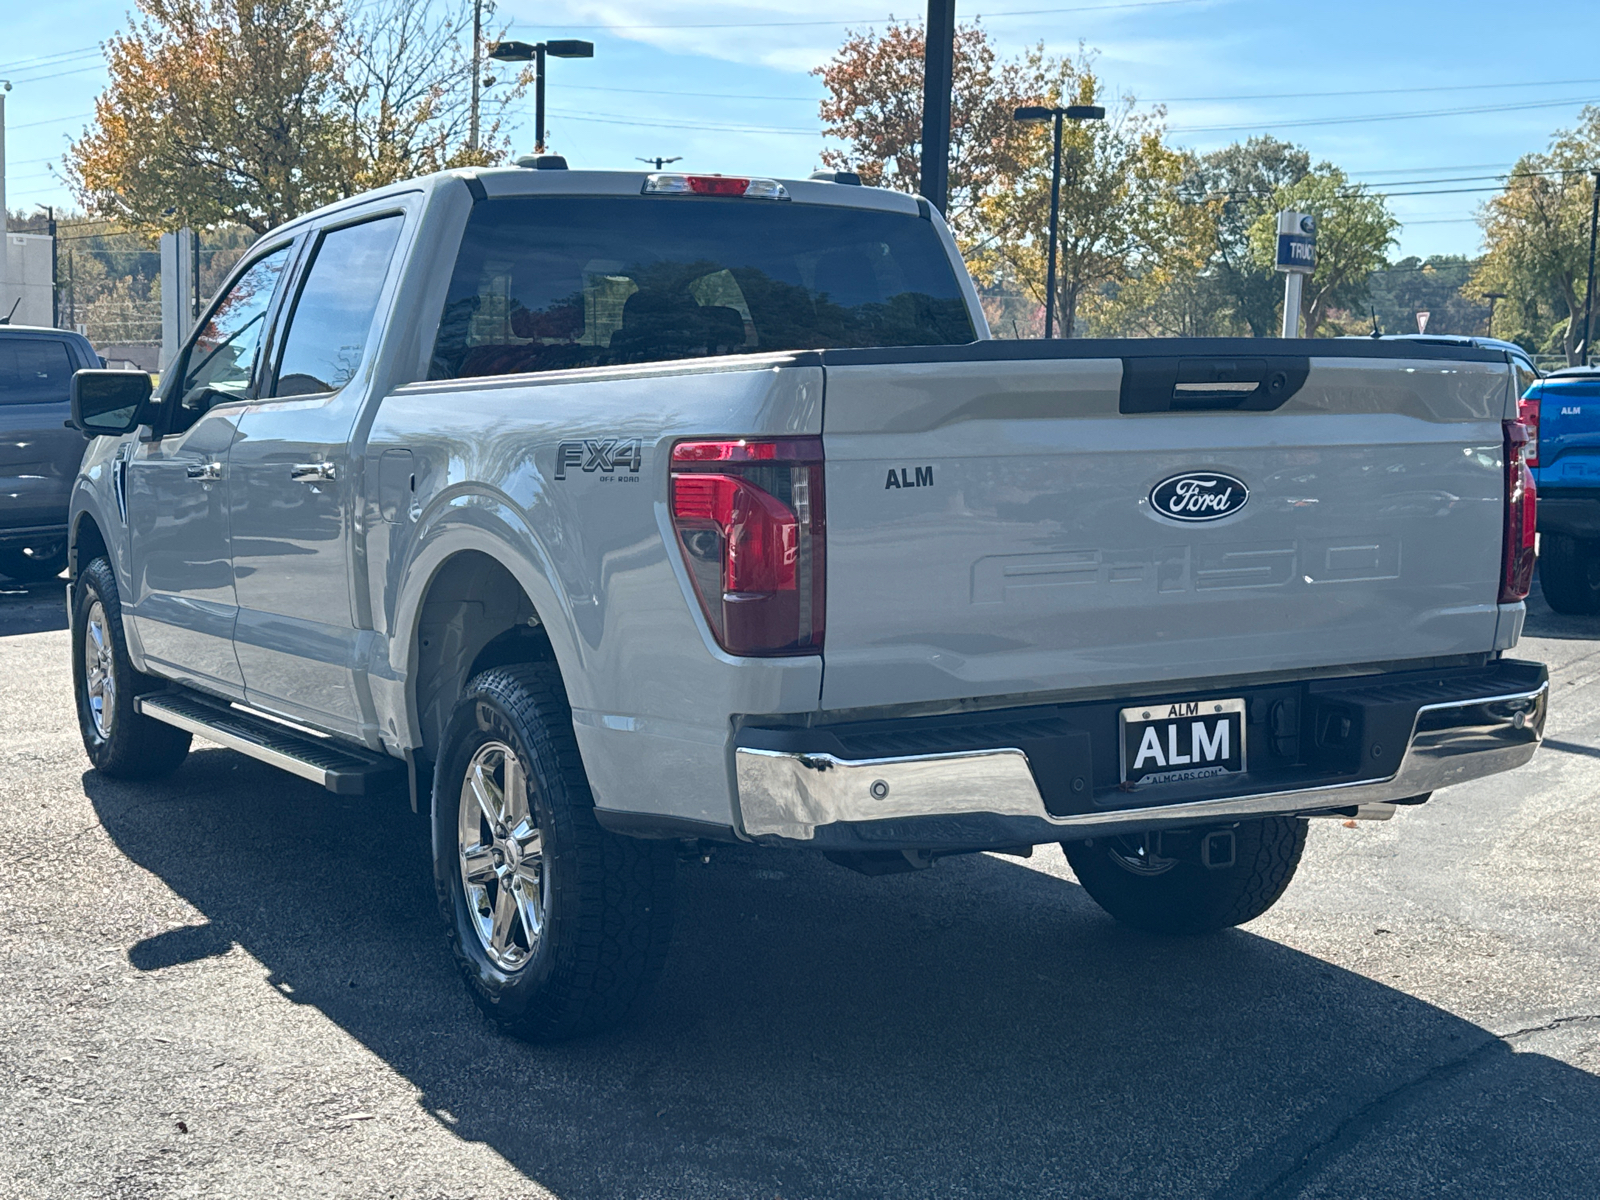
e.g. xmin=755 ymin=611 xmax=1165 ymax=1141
xmin=4 ymin=0 xmax=1599 ymax=259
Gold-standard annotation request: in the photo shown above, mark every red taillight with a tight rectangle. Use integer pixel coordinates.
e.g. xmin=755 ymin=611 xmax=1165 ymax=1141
xmin=670 ymin=438 xmax=824 ymax=656
xmin=1501 ymin=419 xmax=1537 ymax=603
xmin=1518 ymin=395 xmax=1540 ymax=467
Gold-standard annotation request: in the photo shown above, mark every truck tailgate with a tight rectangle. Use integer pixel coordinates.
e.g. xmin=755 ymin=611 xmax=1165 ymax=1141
xmin=819 ymin=343 xmax=1512 ymax=711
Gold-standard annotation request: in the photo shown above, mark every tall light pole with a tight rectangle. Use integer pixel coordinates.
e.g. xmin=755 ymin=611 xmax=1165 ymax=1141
xmin=637 ymin=156 xmax=681 ymax=171
xmin=1013 ymin=103 xmax=1105 ymax=338
xmin=1482 ymin=290 xmax=1506 ymax=337
xmin=489 ymin=39 xmax=594 ymax=155
xmin=469 ymin=0 xmax=483 ymax=153
xmin=0 ymin=81 xmax=11 ymax=316
xmin=920 ymin=0 xmax=955 ymax=215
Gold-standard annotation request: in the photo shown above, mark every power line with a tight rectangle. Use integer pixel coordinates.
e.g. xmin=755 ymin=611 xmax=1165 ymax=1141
xmin=511 ymin=0 xmax=1210 ymax=33
xmin=1147 ymin=76 xmax=1600 ymax=104
xmin=1170 ymin=93 xmax=1600 ymax=134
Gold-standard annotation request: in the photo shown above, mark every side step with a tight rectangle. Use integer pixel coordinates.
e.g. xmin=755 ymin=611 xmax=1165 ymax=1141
xmin=135 ymin=690 xmax=405 ymax=796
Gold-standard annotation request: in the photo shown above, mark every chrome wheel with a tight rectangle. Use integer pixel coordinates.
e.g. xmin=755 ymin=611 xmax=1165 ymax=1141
xmin=83 ymin=600 xmax=116 ymax=739
xmin=457 ymin=740 xmax=546 ymax=970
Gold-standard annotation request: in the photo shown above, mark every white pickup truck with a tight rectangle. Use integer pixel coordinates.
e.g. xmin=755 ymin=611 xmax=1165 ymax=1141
xmin=66 ymin=165 xmax=1546 ymax=1040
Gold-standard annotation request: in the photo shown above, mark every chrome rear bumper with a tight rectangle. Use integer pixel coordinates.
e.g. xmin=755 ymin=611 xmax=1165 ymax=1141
xmin=735 ymin=675 xmax=1547 ymax=844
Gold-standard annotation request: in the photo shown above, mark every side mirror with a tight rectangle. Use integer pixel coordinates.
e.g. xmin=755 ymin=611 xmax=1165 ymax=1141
xmin=71 ymin=370 xmax=153 ymax=437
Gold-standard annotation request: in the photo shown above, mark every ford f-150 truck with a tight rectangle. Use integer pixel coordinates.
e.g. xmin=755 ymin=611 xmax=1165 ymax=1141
xmin=65 ymin=166 xmax=1547 ymax=1040
xmin=1518 ymin=365 xmax=1600 ymax=613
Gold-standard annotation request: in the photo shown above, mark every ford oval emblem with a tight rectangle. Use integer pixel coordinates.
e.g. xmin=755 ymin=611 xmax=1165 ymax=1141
xmin=1149 ymin=472 xmax=1249 ymax=522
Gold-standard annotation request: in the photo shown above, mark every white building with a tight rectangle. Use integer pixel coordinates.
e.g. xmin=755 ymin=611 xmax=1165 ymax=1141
xmin=1 ymin=233 xmax=56 ymax=328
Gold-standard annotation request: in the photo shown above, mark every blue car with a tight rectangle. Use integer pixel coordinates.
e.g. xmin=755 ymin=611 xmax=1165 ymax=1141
xmin=1523 ymin=365 xmax=1600 ymax=613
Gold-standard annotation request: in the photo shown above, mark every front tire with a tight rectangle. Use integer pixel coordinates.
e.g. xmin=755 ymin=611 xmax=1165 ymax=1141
xmin=1063 ymin=817 xmax=1308 ymax=934
xmin=71 ymin=556 xmax=192 ymax=779
xmin=0 ymin=543 xmax=68 ymax=583
xmin=1538 ymin=533 xmax=1600 ymax=615
xmin=432 ymin=664 xmax=675 ymax=1041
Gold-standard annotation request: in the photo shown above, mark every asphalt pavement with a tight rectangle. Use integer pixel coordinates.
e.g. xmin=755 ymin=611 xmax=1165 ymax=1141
xmin=1 ymin=571 xmax=1597 ymax=1199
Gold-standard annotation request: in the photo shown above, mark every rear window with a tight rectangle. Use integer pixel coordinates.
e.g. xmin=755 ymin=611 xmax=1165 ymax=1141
xmin=429 ymin=195 xmax=975 ymax=380
xmin=0 ymin=338 xmax=75 ymax=404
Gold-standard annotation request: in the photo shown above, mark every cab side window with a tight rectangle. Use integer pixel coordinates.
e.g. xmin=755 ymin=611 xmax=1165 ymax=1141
xmin=272 ymin=215 xmax=404 ymax=398
xmin=0 ymin=339 xmax=74 ymax=405
xmin=178 ymin=246 xmax=292 ymax=421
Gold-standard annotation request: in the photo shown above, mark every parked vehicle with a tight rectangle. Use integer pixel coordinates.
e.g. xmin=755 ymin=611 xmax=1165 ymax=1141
xmin=1520 ymin=365 xmax=1600 ymax=613
xmin=65 ymin=167 xmax=1548 ymax=1040
xmin=0 ymin=325 xmax=101 ymax=582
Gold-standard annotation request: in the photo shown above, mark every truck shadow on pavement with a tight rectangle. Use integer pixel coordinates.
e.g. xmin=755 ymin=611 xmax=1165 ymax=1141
xmin=85 ymin=749 xmax=1600 ymax=1200
xmin=0 ymin=576 xmax=68 ymax=636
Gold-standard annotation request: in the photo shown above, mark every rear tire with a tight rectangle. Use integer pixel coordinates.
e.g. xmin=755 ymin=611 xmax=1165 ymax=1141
xmin=432 ymin=663 xmax=675 ymax=1041
xmin=1063 ymin=817 xmax=1308 ymax=934
xmin=1538 ymin=533 xmax=1600 ymax=615
xmin=71 ymin=556 xmax=192 ymax=779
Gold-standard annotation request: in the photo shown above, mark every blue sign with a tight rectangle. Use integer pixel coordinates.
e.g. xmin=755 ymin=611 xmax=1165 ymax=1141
xmin=1276 ymin=234 xmax=1316 ymax=271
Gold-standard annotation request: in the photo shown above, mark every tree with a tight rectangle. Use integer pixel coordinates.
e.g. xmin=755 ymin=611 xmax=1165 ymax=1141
xmin=68 ymin=0 xmax=353 ymax=234
xmin=1368 ymin=256 xmax=1488 ymax=336
xmin=814 ymin=21 xmax=1066 ymax=243
xmin=66 ymin=0 xmax=526 ymax=235
xmin=1190 ymin=137 xmax=1312 ymax=336
xmin=1471 ymin=107 xmax=1600 ymax=364
xmin=975 ymin=57 xmax=1206 ymax=337
xmin=1248 ymin=166 xmax=1398 ymax=335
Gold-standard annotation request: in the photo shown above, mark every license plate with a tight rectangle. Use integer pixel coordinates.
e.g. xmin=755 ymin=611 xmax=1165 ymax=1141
xmin=1119 ymin=698 xmax=1246 ymax=787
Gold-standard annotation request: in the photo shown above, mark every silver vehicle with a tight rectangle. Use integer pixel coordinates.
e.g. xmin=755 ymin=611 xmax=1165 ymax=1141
xmin=65 ymin=167 xmax=1547 ymax=1039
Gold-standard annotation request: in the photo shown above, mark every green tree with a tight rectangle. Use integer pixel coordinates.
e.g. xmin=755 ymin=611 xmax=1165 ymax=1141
xmin=1248 ymin=166 xmax=1398 ymax=335
xmin=1367 ymin=255 xmax=1488 ymax=337
xmin=975 ymin=57 xmax=1207 ymax=337
xmin=1471 ymin=106 xmax=1600 ymax=364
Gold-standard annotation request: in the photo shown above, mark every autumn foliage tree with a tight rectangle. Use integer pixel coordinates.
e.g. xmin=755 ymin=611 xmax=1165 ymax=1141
xmin=67 ymin=0 xmax=526 ymax=234
xmin=814 ymin=21 xmax=1065 ymax=242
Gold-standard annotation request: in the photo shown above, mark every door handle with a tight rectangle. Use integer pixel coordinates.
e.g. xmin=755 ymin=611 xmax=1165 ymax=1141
xmin=291 ymin=462 xmax=337 ymax=483
xmin=185 ymin=461 xmax=223 ymax=481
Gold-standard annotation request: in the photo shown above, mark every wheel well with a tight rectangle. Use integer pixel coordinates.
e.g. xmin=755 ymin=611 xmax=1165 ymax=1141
xmin=413 ymin=551 xmax=554 ymax=761
xmin=71 ymin=514 xmax=108 ymax=581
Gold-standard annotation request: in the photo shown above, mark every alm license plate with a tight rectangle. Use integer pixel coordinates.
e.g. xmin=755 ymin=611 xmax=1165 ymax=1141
xmin=1119 ymin=698 xmax=1246 ymax=787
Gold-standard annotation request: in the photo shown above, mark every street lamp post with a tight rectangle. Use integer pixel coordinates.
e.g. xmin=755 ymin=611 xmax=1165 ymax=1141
xmin=1013 ymin=103 xmax=1105 ymax=338
xmin=489 ymin=39 xmax=594 ymax=156
xmin=1481 ymin=291 xmax=1507 ymax=338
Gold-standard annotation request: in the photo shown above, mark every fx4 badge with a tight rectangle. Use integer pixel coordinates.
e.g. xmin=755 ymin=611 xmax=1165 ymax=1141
xmin=1149 ymin=471 xmax=1249 ymax=522
xmin=555 ymin=438 xmax=643 ymax=481
xmin=885 ymin=465 xmax=933 ymax=490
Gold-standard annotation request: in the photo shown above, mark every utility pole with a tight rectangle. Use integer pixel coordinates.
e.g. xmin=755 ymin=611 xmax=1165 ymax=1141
xmin=469 ymin=0 xmax=482 ymax=153
xmin=66 ymin=251 xmax=74 ymax=331
xmin=1 ymin=82 xmax=11 ymax=317
xmin=41 ymin=205 xmax=57 ymax=327
xmin=920 ymin=0 xmax=955 ymax=214
xmin=1581 ymin=168 xmax=1599 ymax=366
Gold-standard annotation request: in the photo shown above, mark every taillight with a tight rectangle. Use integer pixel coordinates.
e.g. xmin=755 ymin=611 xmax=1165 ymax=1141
xmin=1501 ymin=419 xmax=1537 ymax=603
xmin=1518 ymin=395 xmax=1540 ymax=467
xmin=670 ymin=438 xmax=824 ymax=655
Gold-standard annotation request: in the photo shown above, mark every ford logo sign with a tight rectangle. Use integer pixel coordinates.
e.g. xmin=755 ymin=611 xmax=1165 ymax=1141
xmin=1149 ymin=472 xmax=1249 ymax=522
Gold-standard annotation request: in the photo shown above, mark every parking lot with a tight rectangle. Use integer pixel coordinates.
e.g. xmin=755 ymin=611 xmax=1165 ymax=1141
xmin=1 ymin=576 xmax=1597 ymax=1200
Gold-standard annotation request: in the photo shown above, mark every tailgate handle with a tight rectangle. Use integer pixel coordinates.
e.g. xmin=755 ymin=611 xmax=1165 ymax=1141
xmin=1120 ymin=355 xmax=1310 ymax=414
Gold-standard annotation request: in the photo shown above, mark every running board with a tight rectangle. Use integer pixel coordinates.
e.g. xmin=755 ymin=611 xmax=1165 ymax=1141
xmin=135 ymin=690 xmax=404 ymax=796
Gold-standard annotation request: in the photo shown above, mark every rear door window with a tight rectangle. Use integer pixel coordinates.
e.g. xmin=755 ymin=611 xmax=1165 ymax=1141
xmin=272 ymin=214 xmax=404 ymax=398
xmin=0 ymin=339 xmax=75 ymax=404
xmin=429 ymin=196 xmax=976 ymax=380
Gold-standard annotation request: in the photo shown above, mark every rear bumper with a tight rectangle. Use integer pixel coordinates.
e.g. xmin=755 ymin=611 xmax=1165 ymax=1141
xmin=734 ymin=660 xmax=1547 ymax=847
xmin=1535 ymin=488 xmax=1600 ymax=538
